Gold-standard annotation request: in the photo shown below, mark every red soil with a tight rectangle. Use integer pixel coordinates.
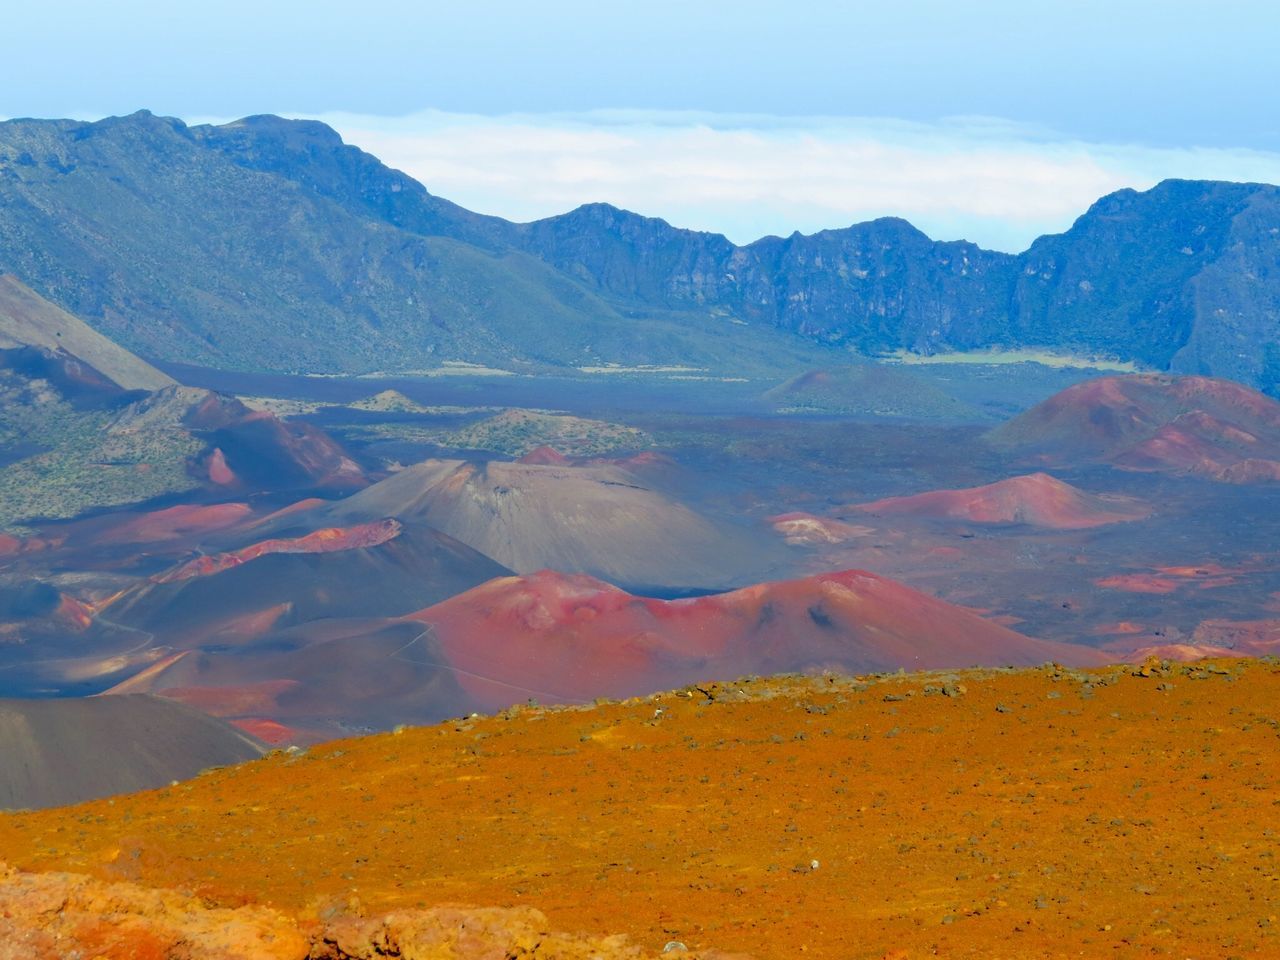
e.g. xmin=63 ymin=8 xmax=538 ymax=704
xmin=1168 ymin=409 xmax=1260 ymax=445
xmin=1190 ymin=618 xmax=1280 ymax=654
xmin=250 ymin=498 xmax=328 ymax=526
xmin=1095 ymin=562 xmax=1246 ymax=595
xmin=229 ymin=718 xmax=299 ymax=745
xmin=518 ymin=445 xmax=571 ymax=465
xmin=186 ymin=392 xmax=367 ymax=490
xmin=992 ymin=374 xmax=1280 ymax=482
xmin=985 ymin=613 xmax=1025 ymax=627
xmin=1112 ymin=425 xmax=1228 ymax=472
xmin=87 ymin=503 xmax=253 ymax=546
xmin=1160 ymin=374 xmax=1280 ymax=420
xmin=156 ymin=520 xmax=402 ymax=583
xmin=1027 ymin=375 xmax=1279 ymax=440
xmin=1106 ymin=412 xmax=1275 ymax=479
xmin=412 ymin=568 xmax=1104 ymax=711
xmin=0 ymin=533 xmax=50 ymax=556
xmin=1011 ymin=376 xmax=1156 ymax=449
xmin=184 ymin=392 xmax=249 ymax=431
xmin=0 ymin=861 xmax=701 ymax=959
xmin=204 ymin=447 xmax=237 ymax=485
xmin=1092 ymin=574 xmax=1183 ymax=594
xmin=1091 ymin=621 xmax=1147 ymax=636
xmin=852 ymin=473 xmax=1148 ymax=529
xmin=53 ymin=594 xmax=94 ymax=631
xmin=1156 ymin=563 xmax=1239 ymax=577
xmin=157 ymin=679 xmax=302 ymax=719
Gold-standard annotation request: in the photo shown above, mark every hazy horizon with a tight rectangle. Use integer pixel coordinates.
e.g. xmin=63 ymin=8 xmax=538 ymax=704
xmin=4 ymin=1 xmax=1278 ymax=249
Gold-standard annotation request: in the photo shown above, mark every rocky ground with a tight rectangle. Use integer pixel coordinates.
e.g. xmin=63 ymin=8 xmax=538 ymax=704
xmin=2 ymin=659 xmax=1279 ymax=958
xmin=0 ymin=861 xmax=736 ymax=959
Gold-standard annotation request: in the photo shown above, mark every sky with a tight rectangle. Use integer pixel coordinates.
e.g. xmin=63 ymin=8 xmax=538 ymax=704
xmin=4 ymin=0 xmax=1278 ymax=250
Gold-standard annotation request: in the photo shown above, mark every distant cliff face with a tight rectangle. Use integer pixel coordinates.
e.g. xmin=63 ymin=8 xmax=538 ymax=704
xmin=1011 ymin=181 xmax=1280 ymax=384
xmin=515 ymin=181 xmax=1280 ymax=387
xmin=1 ymin=111 xmax=1279 ymax=387
xmin=518 ymin=207 xmax=1017 ymax=355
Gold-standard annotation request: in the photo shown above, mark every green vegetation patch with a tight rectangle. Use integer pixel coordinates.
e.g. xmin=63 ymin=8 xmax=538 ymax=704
xmin=447 ymin=409 xmax=653 ymax=457
xmin=765 ymin=364 xmax=987 ymax=421
xmin=0 ymin=376 xmax=202 ymax=531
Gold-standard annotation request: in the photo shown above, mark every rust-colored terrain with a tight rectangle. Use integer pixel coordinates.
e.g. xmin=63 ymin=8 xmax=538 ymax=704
xmin=78 ymin=567 xmax=1095 ymax=744
xmin=852 ymin=472 xmax=1149 ymax=529
xmin=989 ymin=374 xmax=1280 ymax=481
xmin=3 ymin=658 xmax=1279 ymax=958
xmin=414 ymin=568 xmax=1103 ymax=710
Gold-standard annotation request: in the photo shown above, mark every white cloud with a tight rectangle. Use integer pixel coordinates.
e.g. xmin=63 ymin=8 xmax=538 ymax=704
xmin=200 ymin=109 xmax=1280 ymax=251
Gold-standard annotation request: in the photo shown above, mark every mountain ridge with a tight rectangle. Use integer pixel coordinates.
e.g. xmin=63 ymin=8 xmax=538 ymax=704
xmin=2 ymin=111 xmax=1279 ymax=387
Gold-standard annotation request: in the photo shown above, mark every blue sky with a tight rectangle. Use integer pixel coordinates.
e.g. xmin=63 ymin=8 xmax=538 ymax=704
xmin=5 ymin=1 xmax=1279 ymax=249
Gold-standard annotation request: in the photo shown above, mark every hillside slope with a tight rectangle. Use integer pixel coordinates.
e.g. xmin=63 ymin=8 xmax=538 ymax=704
xmin=103 ymin=520 xmax=511 ymax=646
xmin=0 ymin=695 xmax=262 ymax=809
xmin=2 ymin=113 xmax=1280 ymax=385
xmin=86 ymin=566 xmax=1090 ymax=739
xmin=321 ymin=458 xmax=783 ymax=589
xmin=0 ymin=275 xmax=172 ymax=391
xmin=852 ymin=472 xmax=1150 ymax=528
xmin=516 ymin=181 xmax=1280 ymax=387
xmin=1 ymin=660 xmax=1275 ymax=958
xmin=411 ymin=568 xmax=1103 ymax=710
xmin=989 ymin=373 xmax=1280 ymax=481
xmin=0 ymin=112 xmax=829 ymax=376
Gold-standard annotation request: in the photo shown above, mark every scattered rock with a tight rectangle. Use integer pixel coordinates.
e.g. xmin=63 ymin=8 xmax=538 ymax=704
xmin=0 ymin=860 xmax=306 ymax=959
xmin=0 ymin=862 xmax=739 ymax=960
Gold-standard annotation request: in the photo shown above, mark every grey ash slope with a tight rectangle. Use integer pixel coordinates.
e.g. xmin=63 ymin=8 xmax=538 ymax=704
xmin=104 ymin=521 xmax=513 ymax=647
xmin=317 ymin=459 xmax=786 ymax=591
xmin=0 ymin=274 xmax=172 ymax=391
xmin=2 ymin=111 xmax=1280 ymax=387
xmin=0 ymin=695 xmax=263 ymax=810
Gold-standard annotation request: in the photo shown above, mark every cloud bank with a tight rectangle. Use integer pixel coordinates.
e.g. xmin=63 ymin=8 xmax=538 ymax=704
xmin=264 ymin=111 xmax=1280 ymax=251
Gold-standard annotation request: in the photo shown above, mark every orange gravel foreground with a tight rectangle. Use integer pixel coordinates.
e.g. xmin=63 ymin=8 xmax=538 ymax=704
xmin=3 ymin=660 xmax=1280 ymax=958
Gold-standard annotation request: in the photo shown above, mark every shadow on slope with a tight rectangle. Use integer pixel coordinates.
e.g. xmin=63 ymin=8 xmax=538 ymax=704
xmin=0 ymin=694 xmax=262 ymax=810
